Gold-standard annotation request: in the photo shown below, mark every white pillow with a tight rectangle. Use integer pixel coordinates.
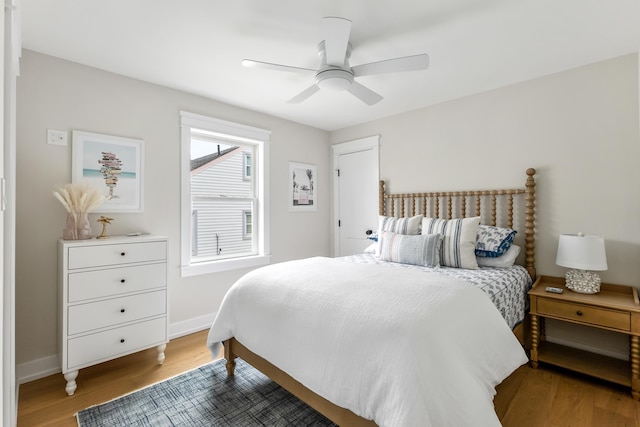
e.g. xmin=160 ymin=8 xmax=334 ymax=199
xmin=379 ymin=231 xmax=442 ymax=267
xmin=421 ymin=216 xmax=481 ymax=269
xmin=477 ymin=245 xmax=521 ymax=268
xmin=363 ymin=243 xmax=377 ymax=254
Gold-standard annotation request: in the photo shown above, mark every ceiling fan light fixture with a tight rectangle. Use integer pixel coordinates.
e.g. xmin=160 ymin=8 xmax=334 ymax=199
xmin=315 ymin=69 xmax=353 ymax=91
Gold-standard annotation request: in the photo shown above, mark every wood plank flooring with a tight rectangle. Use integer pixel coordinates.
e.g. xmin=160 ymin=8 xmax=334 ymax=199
xmin=17 ymin=329 xmax=640 ymax=426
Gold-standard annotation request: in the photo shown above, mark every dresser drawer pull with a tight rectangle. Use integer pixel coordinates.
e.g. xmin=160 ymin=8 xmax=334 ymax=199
xmin=120 ymin=252 xmax=126 ymax=256
xmin=576 ymin=310 xmax=583 ymax=316
xmin=120 ymin=339 xmax=125 ymax=343
xmin=120 ymin=279 xmax=126 ymax=283
xmin=120 ymin=308 xmax=126 ymax=313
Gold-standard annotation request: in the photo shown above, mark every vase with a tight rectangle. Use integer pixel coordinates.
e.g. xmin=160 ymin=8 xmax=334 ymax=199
xmin=63 ymin=212 xmax=92 ymax=240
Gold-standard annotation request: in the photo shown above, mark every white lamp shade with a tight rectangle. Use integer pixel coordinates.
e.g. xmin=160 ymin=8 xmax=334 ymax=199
xmin=556 ymin=234 xmax=608 ymax=271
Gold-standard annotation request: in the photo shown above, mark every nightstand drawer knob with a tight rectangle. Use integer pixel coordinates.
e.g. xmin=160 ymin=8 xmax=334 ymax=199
xmin=120 ymin=279 xmax=126 ymax=283
xmin=576 ymin=310 xmax=583 ymax=316
xmin=120 ymin=339 xmax=125 ymax=343
xmin=120 ymin=252 xmax=126 ymax=256
xmin=120 ymin=308 xmax=126 ymax=313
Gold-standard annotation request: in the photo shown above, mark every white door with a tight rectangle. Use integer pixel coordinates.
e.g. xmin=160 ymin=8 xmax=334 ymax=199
xmin=333 ymin=136 xmax=379 ymax=257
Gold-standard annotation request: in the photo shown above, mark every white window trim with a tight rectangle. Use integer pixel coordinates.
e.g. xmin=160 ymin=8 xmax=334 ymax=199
xmin=180 ymin=111 xmax=271 ymax=277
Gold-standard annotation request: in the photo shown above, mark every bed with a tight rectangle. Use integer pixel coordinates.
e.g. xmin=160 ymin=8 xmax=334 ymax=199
xmin=207 ymin=168 xmax=537 ymax=426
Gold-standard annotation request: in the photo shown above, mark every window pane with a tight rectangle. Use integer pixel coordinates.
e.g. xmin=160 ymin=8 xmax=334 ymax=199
xmin=190 ymin=136 xmax=255 ymax=260
xmin=191 ymin=199 xmax=254 ymax=260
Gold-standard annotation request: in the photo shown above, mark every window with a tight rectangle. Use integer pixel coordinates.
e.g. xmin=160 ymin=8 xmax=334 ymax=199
xmin=243 ymin=151 xmax=252 ymax=180
xmin=242 ymin=210 xmax=252 ymax=240
xmin=180 ymin=112 xmax=271 ymax=276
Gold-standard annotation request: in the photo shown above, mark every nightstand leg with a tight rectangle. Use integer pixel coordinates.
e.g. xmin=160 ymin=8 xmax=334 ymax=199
xmin=64 ymin=370 xmax=78 ymax=396
xmin=156 ymin=344 xmax=166 ymax=365
xmin=530 ymin=314 xmax=539 ymax=368
xmin=631 ymin=336 xmax=640 ymax=400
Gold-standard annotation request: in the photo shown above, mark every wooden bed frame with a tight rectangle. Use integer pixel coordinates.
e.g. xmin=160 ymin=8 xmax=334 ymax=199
xmin=223 ymin=167 xmax=537 ymax=427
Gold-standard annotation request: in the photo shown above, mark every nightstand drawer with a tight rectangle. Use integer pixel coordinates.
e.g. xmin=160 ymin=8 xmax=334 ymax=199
xmin=537 ymin=298 xmax=630 ymax=331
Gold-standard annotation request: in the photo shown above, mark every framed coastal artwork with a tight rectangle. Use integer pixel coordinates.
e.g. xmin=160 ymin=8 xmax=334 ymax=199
xmin=288 ymin=162 xmax=317 ymax=212
xmin=72 ymin=131 xmax=144 ymax=213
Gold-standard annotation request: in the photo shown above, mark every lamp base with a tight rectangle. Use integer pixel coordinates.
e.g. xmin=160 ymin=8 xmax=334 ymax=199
xmin=565 ymin=269 xmax=601 ymax=294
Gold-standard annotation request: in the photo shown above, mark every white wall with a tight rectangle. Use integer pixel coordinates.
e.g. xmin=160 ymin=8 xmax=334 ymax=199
xmin=332 ymin=53 xmax=640 ymax=287
xmin=15 ymin=50 xmax=331 ymax=380
xmin=16 ymin=49 xmax=640 ymax=378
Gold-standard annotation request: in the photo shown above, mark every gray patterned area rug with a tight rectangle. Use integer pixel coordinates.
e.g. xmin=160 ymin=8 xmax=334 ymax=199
xmin=76 ymin=358 xmax=338 ymax=426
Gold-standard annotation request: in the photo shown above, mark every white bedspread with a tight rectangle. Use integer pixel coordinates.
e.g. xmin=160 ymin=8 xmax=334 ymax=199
xmin=207 ymin=257 xmax=528 ymax=427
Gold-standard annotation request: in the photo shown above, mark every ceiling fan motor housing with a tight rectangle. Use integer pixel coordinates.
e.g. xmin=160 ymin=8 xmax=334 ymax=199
xmin=315 ymin=68 xmax=354 ymax=91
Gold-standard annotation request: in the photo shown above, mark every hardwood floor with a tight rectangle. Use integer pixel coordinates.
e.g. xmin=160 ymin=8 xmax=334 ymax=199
xmin=17 ymin=329 xmax=640 ymax=426
xmin=17 ymin=330 xmax=214 ymax=427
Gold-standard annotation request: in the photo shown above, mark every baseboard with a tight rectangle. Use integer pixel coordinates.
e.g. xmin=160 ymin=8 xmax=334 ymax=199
xmin=17 ymin=312 xmax=217 ymax=384
xmin=169 ymin=313 xmax=215 ymax=339
xmin=546 ymin=336 xmax=628 ymax=361
xmin=17 ymin=354 xmax=60 ymax=385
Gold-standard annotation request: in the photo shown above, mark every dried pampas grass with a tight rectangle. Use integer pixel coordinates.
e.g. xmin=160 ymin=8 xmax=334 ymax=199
xmin=53 ymin=182 xmax=106 ymax=213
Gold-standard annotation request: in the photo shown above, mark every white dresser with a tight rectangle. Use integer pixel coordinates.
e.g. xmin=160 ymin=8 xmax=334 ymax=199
xmin=58 ymin=235 xmax=169 ymax=395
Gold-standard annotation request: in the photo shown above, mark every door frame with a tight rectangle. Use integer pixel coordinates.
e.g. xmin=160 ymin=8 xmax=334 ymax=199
xmin=331 ymin=135 xmax=379 ymax=256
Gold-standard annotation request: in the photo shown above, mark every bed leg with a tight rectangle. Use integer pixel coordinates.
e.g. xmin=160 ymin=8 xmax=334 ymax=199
xmin=223 ymin=339 xmax=237 ymax=377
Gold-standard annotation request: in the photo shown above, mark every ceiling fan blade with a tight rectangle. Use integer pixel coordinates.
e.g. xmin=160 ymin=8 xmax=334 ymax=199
xmin=287 ymin=85 xmax=321 ymax=104
xmin=347 ymin=81 xmax=383 ymax=106
xmin=242 ymin=59 xmax=315 ymax=74
xmin=322 ymin=17 xmax=352 ymax=67
xmin=352 ymin=54 xmax=430 ymax=77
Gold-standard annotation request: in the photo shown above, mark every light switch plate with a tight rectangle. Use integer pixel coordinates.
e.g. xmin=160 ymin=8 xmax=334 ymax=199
xmin=47 ymin=129 xmax=68 ymax=146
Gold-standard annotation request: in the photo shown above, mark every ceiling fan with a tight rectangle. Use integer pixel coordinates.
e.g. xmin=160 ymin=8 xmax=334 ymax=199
xmin=242 ymin=17 xmax=430 ymax=106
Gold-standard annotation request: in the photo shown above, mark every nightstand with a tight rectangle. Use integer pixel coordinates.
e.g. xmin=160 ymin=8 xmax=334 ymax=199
xmin=529 ymin=276 xmax=640 ymax=400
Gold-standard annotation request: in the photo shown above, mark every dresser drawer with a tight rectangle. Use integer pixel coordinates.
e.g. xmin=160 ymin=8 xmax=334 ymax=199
xmin=67 ymin=317 xmax=167 ymax=370
xmin=537 ymin=298 xmax=631 ymax=331
xmin=68 ymin=263 xmax=166 ymax=302
xmin=68 ymin=290 xmax=166 ymax=335
xmin=67 ymin=241 xmax=167 ymax=270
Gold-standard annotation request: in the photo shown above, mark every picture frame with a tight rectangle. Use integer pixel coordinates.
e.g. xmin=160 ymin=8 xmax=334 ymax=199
xmin=72 ymin=130 xmax=144 ymax=213
xmin=289 ymin=162 xmax=317 ymax=212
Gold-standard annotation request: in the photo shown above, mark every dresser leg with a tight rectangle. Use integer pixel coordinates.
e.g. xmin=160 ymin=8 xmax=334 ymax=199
xmin=64 ymin=370 xmax=78 ymax=396
xmin=156 ymin=344 xmax=166 ymax=365
xmin=631 ymin=336 xmax=640 ymax=400
xmin=530 ymin=314 xmax=539 ymax=368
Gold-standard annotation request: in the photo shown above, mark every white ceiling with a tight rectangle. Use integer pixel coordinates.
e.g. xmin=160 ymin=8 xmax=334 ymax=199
xmin=21 ymin=0 xmax=640 ymax=131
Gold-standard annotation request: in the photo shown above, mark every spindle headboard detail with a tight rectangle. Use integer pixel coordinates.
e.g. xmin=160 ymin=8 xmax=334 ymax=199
xmin=379 ymin=168 xmax=536 ymax=280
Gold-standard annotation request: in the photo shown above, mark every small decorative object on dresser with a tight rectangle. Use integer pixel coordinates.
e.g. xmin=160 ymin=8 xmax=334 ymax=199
xmin=58 ymin=235 xmax=169 ymax=395
xmin=529 ymin=276 xmax=640 ymax=400
xmin=96 ymin=215 xmax=114 ymax=239
xmin=555 ymin=233 xmax=608 ymax=294
xmin=53 ymin=182 xmax=106 ymax=240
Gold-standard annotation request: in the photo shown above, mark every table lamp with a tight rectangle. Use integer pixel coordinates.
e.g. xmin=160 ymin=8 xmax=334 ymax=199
xmin=555 ymin=233 xmax=607 ymax=294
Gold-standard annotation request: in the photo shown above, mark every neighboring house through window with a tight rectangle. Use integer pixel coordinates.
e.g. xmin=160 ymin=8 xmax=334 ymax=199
xmin=180 ymin=112 xmax=271 ymax=276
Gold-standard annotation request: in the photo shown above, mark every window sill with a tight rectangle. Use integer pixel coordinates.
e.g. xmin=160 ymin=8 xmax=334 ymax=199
xmin=180 ymin=254 xmax=271 ymax=277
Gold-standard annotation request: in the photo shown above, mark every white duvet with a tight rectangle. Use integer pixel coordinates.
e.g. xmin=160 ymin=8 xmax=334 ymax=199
xmin=207 ymin=257 xmax=528 ymax=427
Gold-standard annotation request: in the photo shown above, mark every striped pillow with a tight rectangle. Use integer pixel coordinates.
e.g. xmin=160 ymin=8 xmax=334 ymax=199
xmin=379 ymin=231 xmax=442 ymax=267
xmin=378 ymin=215 xmax=422 ymax=235
xmin=421 ymin=217 xmax=481 ymax=269
xmin=376 ymin=215 xmax=422 ymax=255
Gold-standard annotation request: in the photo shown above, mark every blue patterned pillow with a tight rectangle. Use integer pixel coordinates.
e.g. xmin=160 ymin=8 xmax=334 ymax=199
xmin=379 ymin=231 xmax=442 ymax=267
xmin=475 ymin=225 xmax=517 ymax=258
xmin=422 ymin=216 xmax=480 ymax=269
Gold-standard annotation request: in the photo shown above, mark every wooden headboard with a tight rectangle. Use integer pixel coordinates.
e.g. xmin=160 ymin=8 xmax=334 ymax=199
xmin=379 ymin=168 xmax=536 ymax=280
